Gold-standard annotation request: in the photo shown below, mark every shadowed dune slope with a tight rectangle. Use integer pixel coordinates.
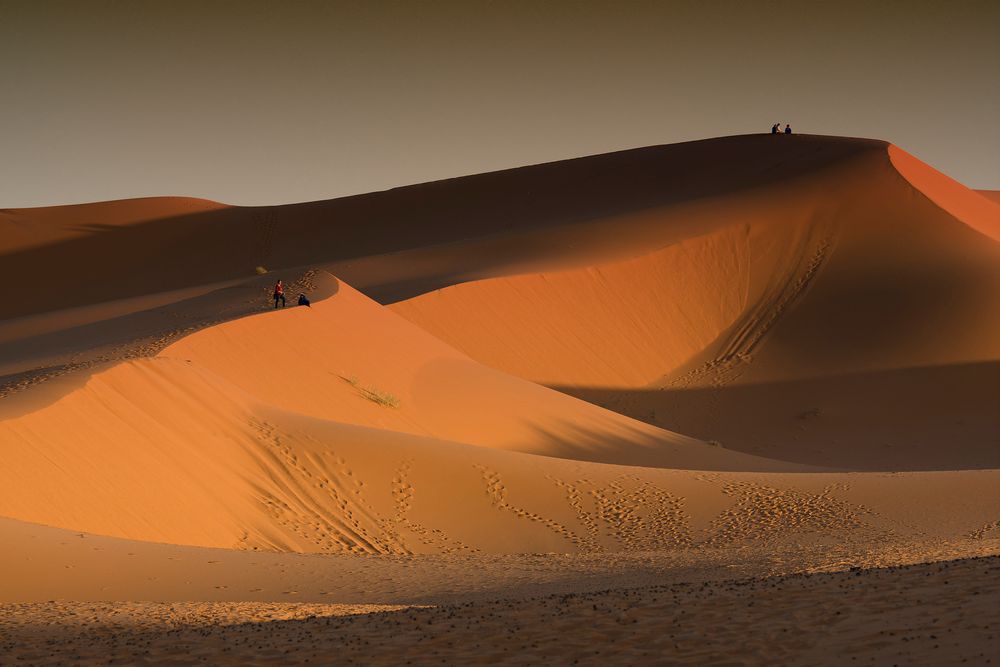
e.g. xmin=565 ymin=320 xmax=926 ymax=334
xmin=391 ymin=144 xmax=1000 ymax=470
xmin=0 ymin=197 xmax=229 ymax=255
xmin=1 ymin=135 xmax=886 ymax=320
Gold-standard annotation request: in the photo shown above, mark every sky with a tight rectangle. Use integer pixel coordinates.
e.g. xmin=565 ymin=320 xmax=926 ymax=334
xmin=1 ymin=0 xmax=998 ymax=207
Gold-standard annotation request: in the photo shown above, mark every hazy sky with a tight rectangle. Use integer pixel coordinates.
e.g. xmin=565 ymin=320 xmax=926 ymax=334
xmin=1 ymin=0 xmax=998 ymax=207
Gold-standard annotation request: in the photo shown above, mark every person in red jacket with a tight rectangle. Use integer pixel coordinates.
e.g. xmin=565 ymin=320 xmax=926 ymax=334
xmin=273 ymin=280 xmax=285 ymax=309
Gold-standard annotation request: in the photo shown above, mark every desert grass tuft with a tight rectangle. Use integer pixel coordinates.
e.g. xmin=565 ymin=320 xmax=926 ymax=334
xmin=337 ymin=374 xmax=399 ymax=407
xmin=363 ymin=386 xmax=400 ymax=408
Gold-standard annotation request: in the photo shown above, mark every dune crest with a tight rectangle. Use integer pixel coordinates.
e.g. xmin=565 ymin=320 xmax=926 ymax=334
xmin=0 ymin=135 xmax=890 ymax=321
xmin=392 ymin=143 xmax=1000 ymax=469
xmin=156 ymin=275 xmax=777 ymax=469
xmin=888 ymin=146 xmax=1000 ymax=241
xmin=975 ymin=189 xmax=1000 ymax=205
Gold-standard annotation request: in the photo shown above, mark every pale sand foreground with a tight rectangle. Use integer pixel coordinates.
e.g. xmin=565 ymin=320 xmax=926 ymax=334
xmin=2 ymin=557 xmax=996 ymax=666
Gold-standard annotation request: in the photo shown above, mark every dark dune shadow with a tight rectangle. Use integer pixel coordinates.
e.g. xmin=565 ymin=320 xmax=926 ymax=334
xmin=0 ymin=135 xmax=880 ymax=320
xmin=517 ymin=417 xmax=810 ymax=473
xmin=555 ymin=361 xmax=1000 ymax=472
xmin=0 ymin=269 xmax=340 ymax=416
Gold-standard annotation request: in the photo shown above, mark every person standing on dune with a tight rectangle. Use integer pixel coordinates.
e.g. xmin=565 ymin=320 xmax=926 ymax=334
xmin=771 ymin=123 xmax=780 ymax=134
xmin=273 ymin=280 xmax=285 ymax=309
xmin=784 ymin=124 xmax=792 ymax=134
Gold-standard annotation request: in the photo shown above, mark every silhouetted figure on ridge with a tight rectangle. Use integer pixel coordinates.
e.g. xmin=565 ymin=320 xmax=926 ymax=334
xmin=297 ymin=293 xmax=311 ymax=307
xmin=771 ymin=123 xmax=780 ymax=134
xmin=784 ymin=124 xmax=792 ymax=134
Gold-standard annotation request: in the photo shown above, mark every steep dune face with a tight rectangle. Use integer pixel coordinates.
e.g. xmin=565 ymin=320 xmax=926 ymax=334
xmin=0 ymin=271 xmax=806 ymax=554
xmin=888 ymin=147 xmax=1000 ymax=242
xmin=0 ymin=359 xmax=277 ymax=549
xmin=392 ymin=144 xmax=1000 ymax=469
xmin=390 ymin=198 xmax=831 ymax=389
xmin=158 ymin=276 xmax=785 ymax=471
xmin=0 ymin=135 xmax=881 ymax=320
xmin=0 ymin=351 xmax=994 ymax=555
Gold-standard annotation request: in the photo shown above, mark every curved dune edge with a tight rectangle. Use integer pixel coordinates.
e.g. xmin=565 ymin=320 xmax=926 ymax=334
xmin=156 ymin=274 xmax=793 ymax=471
xmin=0 ymin=134 xmax=887 ymax=321
xmin=394 ymin=144 xmax=1000 ymax=389
xmin=1 ymin=273 xmax=994 ymax=555
xmin=0 ymin=353 xmax=996 ymax=554
xmin=888 ymin=145 xmax=1000 ymax=242
xmin=391 ymin=145 xmax=1000 ymax=469
xmin=976 ymin=189 xmax=1000 ymax=205
xmin=390 ymin=212 xmax=826 ymax=389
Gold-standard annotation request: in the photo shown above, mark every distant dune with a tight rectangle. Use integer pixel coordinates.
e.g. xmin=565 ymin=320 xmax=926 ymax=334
xmin=0 ymin=135 xmax=903 ymax=320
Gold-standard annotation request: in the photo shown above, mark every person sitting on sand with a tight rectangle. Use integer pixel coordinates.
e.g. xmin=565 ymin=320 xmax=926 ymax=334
xmin=297 ymin=293 xmax=311 ymax=307
xmin=771 ymin=123 xmax=780 ymax=134
xmin=784 ymin=124 xmax=792 ymax=134
xmin=273 ymin=280 xmax=285 ymax=309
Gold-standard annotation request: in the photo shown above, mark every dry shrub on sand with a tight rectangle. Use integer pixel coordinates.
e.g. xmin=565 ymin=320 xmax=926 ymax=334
xmin=339 ymin=374 xmax=399 ymax=408
xmin=363 ymin=386 xmax=400 ymax=408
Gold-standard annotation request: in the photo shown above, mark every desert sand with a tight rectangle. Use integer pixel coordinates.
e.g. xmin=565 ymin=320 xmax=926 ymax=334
xmin=3 ymin=557 xmax=995 ymax=665
xmin=1 ymin=134 xmax=997 ymax=664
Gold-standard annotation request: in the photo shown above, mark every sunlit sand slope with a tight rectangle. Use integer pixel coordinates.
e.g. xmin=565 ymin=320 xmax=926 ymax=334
xmin=392 ymin=143 xmax=1000 ymax=470
xmin=3 ymin=272 xmax=996 ymax=555
xmin=0 ymin=353 xmax=995 ymax=554
xmin=157 ymin=276 xmax=781 ymax=470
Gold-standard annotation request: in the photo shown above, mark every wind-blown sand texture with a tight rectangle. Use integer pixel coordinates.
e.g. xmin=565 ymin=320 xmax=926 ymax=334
xmin=2 ymin=557 xmax=995 ymax=666
xmin=1 ymin=134 xmax=997 ymax=664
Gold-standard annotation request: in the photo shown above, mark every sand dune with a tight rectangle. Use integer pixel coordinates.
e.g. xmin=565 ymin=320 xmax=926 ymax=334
xmin=1 ymin=292 xmax=996 ymax=554
xmin=1 ymin=134 xmax=997 ymax=664
xmin=157 ymin=274 xmax=765 ymax=468
xmin=0 ymin=135 xmax=891 ymax=322
xmin=0 ymin=196 xmax=228 ymax=255
xmin=392 ymin=140 xmax=1000 ymax=469
xmin=0 ymin=350 xmax=996 ymax=554
xmin=3 ymin=272 xmax=997 ymax=554
xmin=889 ymin=147 xmax=1000 ymax=241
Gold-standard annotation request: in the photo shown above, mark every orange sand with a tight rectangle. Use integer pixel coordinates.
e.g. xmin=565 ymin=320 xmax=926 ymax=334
xmin=1 ymin=134 xmax=997 ymax=664
xmin=392 ymin=140 xmax=1000 ymax=469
